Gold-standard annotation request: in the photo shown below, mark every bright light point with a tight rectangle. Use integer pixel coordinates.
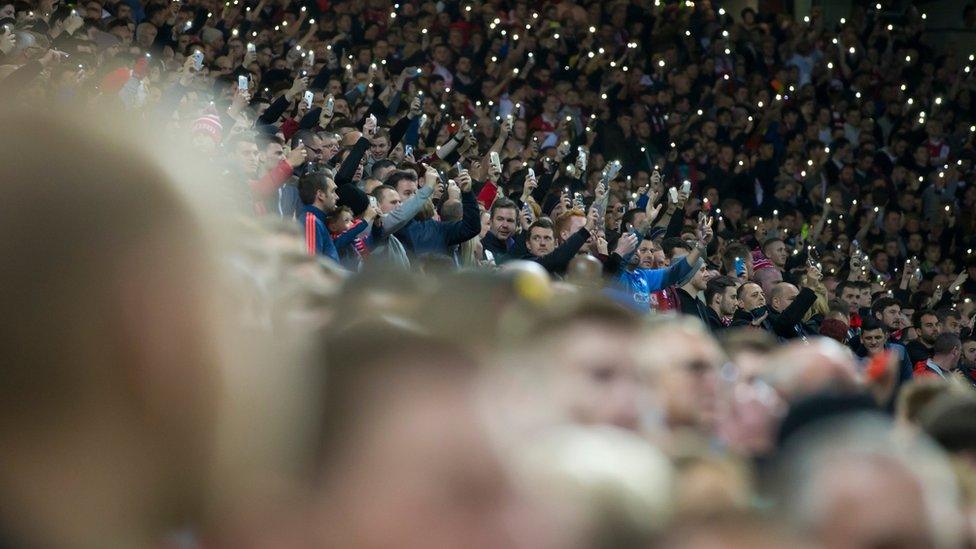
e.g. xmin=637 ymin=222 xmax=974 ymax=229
xmin=855 ymin=92 xmax=861 ymax=99
xmin=849 ymin=46 xmax=855 ymax=54
xmin=658 ymin=60 xmax=665 ymax=67
xmin=935 ymin=97 xmax=943 ymax=105
xmin=724 ymin=74 xmax=730 ymax=80
xmin=827 ymin=62 xmax=834 ymax=69
xmin=589 ymin=26 xmax=596 ymax=33
xmin=803 ymin=16 xmax=810 ymax=23
xmin=724 ymin=48 xmax=731 ymax=55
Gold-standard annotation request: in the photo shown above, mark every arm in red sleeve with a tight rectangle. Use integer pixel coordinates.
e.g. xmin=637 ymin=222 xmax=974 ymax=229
xmin=250 ymin=159 xmax=293 ymax=198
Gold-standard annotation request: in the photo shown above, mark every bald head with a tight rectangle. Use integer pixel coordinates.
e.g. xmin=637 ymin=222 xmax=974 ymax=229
xmin=769 ymin=282 xmax=799 ymax=313
xmin=567 ymin=254 xmax=603 ymax=288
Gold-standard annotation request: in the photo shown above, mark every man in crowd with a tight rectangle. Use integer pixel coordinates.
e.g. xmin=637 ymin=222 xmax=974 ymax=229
xmin=913 ymin=333 xmax=963 ymax=380
xmin=704 ymin=275 xmax=740 ymax=331
xmin=481 ymin=198 xmax=519 ymax=262
xmin=907 ymin=309 xmax=942 ymax=365
xmin=299 ymin=171 xmax=339 ymax=260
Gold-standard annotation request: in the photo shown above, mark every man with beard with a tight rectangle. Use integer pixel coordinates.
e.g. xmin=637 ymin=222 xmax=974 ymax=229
xmin=906 ymin=309 xmax=941 ymax=365
xmin=704 ymin=275 xmax=740 ymax=331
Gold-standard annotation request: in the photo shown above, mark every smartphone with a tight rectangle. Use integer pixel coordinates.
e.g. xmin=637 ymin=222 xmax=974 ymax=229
xmin=237 ymin=75 xmax=248 ymax=90
xmin=669 ymin=187 xmax=678 ymax=203
xmin=681 ymin=180 xmax=691 ymax=194
xmin=455 ymin=161 xmax=464 ymax=173
xmin=246 ymin=42 xmax=256 ymax=53
xmin=734 ymin=257 xmax=746 ymax=277
xmin=577 ymin=146 xmax=587 ymax=171
xmin=404 ymin=144 xmax=413 ymax=157
xmin=368 ymin=195 xmax=378 ymax=209
xmin=303 ymin=90 xmax=314 ymax=109
xmin=191 ymin=50 xmax=204 ymax=71
xmin=307 ymin=50 xmax=314 ymax=65
xmin=527 ymin=167 xmax=535 ymax=179
xmin=325 ymin=94 xmax=334 ymax=111
xmin=489 ymin=151 xmax=501 ymax=171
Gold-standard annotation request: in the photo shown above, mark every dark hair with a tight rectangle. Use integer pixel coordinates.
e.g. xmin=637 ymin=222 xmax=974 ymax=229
xmin=913 ymin=309 xmax=938 ymax=328
xmin=870 ymin=296 xmax=901 ymax=319
xmin=298 ymin=171 xmax=330 ymax=205
xmin=705 ymin=275 xmax=738 ymax=306
xmin=859 ymin=317 xmax=884 ymax=334
xmin=383 ymin=169 xmax=417 ymax=190
xmin=370 ymin=158 xmax=396 ymax=175
xmin=370 ymin=184 xmax=395 ymax=201
xmin=291 ymin=129 xmax=318 ymax=149
xmin=49 ymin=5 xmax=74 ymax=27
xmin=933 ymin=332 xmax=962 ymax=355
xmin=661 ymin=237 xmax=690 ymax=259
xmin=490 ymin=197 xmax=517 ymax=216
xmin=836 ymin=280 xmax=858 ymax=297
xmin=936 ymin=307 xmax=962 ymax=322
xmin=919 ymin=394 xmax=976 ymax=453
xmin=621 ymin=208 xmax=644 ymax=229
xmin=723 ymin=242 xmax=750 ymax=272
xmin=528 ymin=217 xmax=554 ymax=233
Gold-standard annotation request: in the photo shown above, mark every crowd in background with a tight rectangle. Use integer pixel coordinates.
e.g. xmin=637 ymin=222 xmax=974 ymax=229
xmin=3 ymin=0 xmax=976 ymax=547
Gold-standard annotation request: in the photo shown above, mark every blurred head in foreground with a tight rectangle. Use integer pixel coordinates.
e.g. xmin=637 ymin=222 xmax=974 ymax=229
xmin=773 ymin=413 xmax=964 ymax=549
xmin=0 ymin=108 xmax=221 ymax=546
xmin=306 ymin=317 xmax=551 ymax=549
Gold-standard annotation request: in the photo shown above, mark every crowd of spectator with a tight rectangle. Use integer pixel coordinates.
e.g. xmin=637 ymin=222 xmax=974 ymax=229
xmin=3 ymin=0 xmax=976 ymax=546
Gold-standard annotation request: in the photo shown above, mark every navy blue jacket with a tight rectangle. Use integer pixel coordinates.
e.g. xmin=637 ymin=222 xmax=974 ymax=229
xmin=394 ymin=191 xmax=481 ymax=260
xmin=301 ymin=205 xmax=339 ymax=262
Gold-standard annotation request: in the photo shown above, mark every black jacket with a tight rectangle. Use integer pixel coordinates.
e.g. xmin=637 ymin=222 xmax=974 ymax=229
xmin=518 ymin=227 xmax=592 ymax=275
xmin=730 ymin=287 xmax=818 ymax=340
xmin=677 ymin=287 xmax=729 ymax=333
